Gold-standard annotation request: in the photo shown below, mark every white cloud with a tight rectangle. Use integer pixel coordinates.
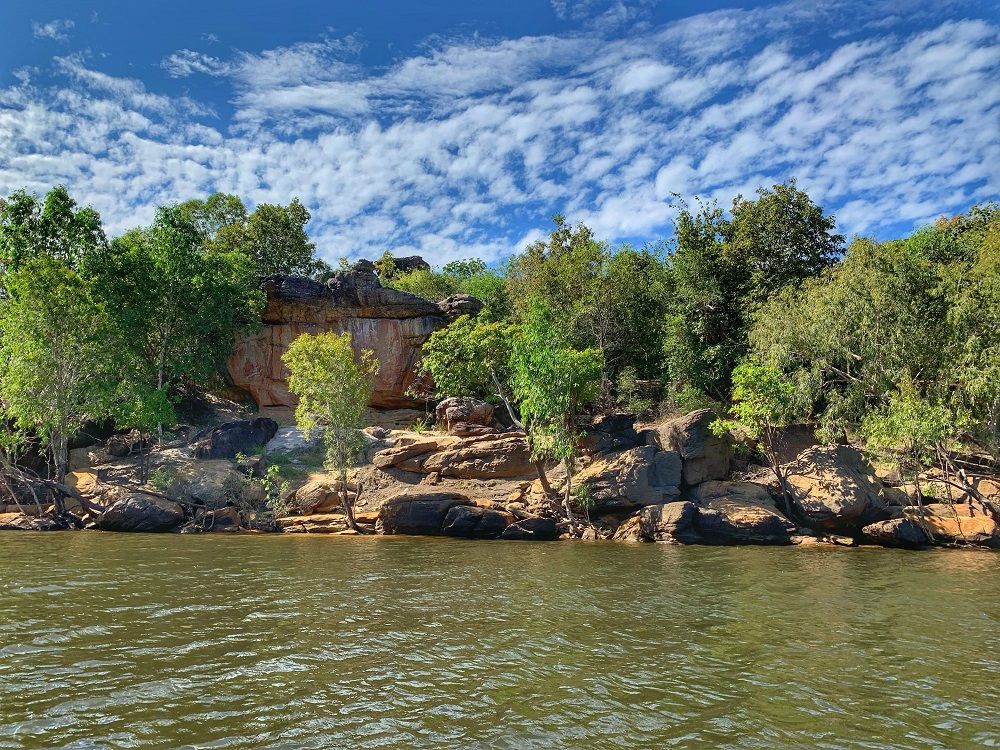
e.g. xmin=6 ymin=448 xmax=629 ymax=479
xmin=32 ymin=19 xmax=74 ymax=42
xmin=3 ymin=1 xmax=999 ymax=267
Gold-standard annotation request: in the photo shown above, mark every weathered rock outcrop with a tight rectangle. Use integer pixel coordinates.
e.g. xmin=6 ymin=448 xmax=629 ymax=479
xmin=688 ymin=480 xmax=795 ymax=544
xmin=647 ymin=409 xmax=732 ymax=485
xmin=193 ymin=418 xmax=279 ymax=460
xmin=373 ymin=433 xmax=535 ymax=479
xmin=442 ymin=505 xmax=513 ymax=539
xmin=779 ymin=445 xmax=891 ymax=535
xmin=576 ymin=446 xmax=682 ymax=511
xmin=500 ymin=516 xmax=559 ymax=541
xmin=861 ymin=518 xmax=931 ymax=549
xmin=435 ymin=397 xmax=497 ymax=436
xmin=0 ymin=512 xmax=62 ymax=531
xmin=95 ymin=494 xmax=185 ymax=533
xmin=228 ymin=270 xmax=482 ymax=409
xmin=892 ymin=503 xmax=1000 ymax=547
xmin=378 ymin=491 xmax=473 ymax=536
xmin=612 ymin=501 xmax=700 ymax=543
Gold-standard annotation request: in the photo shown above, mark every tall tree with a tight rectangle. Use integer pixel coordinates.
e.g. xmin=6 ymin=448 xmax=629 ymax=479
xmin=177 ymin=193 xmax=317 ymax=277
xmin=509 ymin=299 xmax=603 ymax=526
xmin=283 ymin=331 xmax=379 ymax=532
xmin=0 ymin=186 xmax=106 ymax=283
xmin=83 ymin=205 xmax=264 ymax=433
xmin=0 ymin=257 xmax=116 ymax=488
xmin=665 ymin=182 xmax=842 ymax=398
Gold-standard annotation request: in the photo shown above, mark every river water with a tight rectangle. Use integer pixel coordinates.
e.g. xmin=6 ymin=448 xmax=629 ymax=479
xmin=1 ymin=533 xmax=998 ymax=750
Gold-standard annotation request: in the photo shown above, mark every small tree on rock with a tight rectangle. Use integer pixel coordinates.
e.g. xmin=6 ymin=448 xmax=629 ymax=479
xmin=283 ymin=332 xmax=379 ymax=532
xmin=712 ymin=360 xmax=806 ymax=518
xmin=509 ymin=299 xmax=603 ymax=527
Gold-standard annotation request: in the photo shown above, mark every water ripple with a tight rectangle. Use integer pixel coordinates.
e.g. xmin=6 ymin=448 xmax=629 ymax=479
xmin=0 ymin=534 xmax=997 ymax=749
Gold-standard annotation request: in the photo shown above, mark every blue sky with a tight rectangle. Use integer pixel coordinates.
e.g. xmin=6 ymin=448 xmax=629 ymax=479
xmin=1 ymin=0 xmax=998 ymax=266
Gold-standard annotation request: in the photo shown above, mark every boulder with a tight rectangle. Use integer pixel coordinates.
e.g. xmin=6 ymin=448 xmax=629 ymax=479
xmin=436 ymin=294 xmax=484 ymax=321
xmin=227 ymin=272 xmax=454 ymax=409
xmin=378 ymin=491 xmax=473 ymax=536
xmin=779 ymin=445 xmax=890 ymax=534
xmin=688 ymin=480 xmax=775 ymax=507
xmin=695 ymin=497 xmax=795 ymax=545
xmin=862 ymin=518 xmax=932 ymax=549
xmin=292 ymin=477 xmax=357 ymax=514
xmin=95 ymin=494 xmax=185 ymax=533
xmin=896 ymin=503 xmax=999 ymax=547
xmin=435 ymin=397 xmax=495 ymax=434
xmin=500 ymin=516 xmax=559 ymax=541
xmin=647 ymin=409 xmax=731 ymax=485
xmin=192 ymin=418 xmax=279 ymax=460
xmin=372 ymin=439 xmax=444 ymax=471
xmin=421 ymin=434 xmax=535 ymax=479
xmin=106 ymin=429 xmax=149 ymax=458
xmin=611 ymin=501 xmax=700 ymax=543
xmin=441 ymin=505 xmax=514 ymax=539
xmin=575 ymin=446 xmax=682 ymax=511
xmin=277 ymin=513 xmax=350 ymax=534
xmin=580 ymin=413 xmax=643 ymax=456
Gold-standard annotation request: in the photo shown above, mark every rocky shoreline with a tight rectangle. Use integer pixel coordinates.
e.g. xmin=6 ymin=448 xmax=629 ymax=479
xmin=2 ymin=400 xmax=998 ymax=552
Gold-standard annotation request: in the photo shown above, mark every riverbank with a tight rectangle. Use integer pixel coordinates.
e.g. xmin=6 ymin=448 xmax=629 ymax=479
xmin=2 ymin=403 xmax=998 ymax=551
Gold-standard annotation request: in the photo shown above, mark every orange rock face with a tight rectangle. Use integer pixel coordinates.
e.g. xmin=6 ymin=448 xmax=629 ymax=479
xmin=227 ymin=273 xmax=480 ymax=409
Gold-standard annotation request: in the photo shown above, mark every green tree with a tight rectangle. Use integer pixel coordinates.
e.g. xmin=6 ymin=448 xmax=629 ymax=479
xmin=177 ymin=193 xmax=317 ymax=277
xmin=712 ymin=360 xmax=806 ymax=517
xmin=415 ymin=314 xmax=518 ymax=418
xmin=0 ymin=186 xmax=107 ymax=283
xmin=725 ymin=179 xmax=844 ymax=304
xmin=665 ymin=182 xmax=842 ymax=398
xmin=0 ymin=257 xmax=117 ymax=489
xmin=283 ymin=331 xmax=379 ymax=532
xmin=509 ymin=299 xmax=603 ymax=525
xmin=83 ymin=205 xmax=264 ymax=434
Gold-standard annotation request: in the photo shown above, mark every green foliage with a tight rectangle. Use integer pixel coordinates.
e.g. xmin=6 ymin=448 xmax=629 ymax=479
xmin=752 ymin=203 xmax=1000 ymax=453
xmin=149 ymin=466 xmax=178 ymax=493
xmin=510 ymin=300 xmax=602 ymax=462
xmin=83 ymin=205 xmax=265 ymax=420
xmin=385 ymin=257 xmax=512 ymax=319
xmin=0 ymin=256 xmax=118 ymax=482
xmin=713 ymin=361 xmax=802 ymax=443
xmin=283 ymin=331 xmax=379 ymax=528
xmin=861 ymin=380 xmax=957 ymax=471
xmin=664 ymin=182 xmax=843 ymax=398
xmin=386 ymin=267 xmax=461 ymax=300
xmin=614 ymin=366 xmax=653 ymax=417
xmin=0 ymin=186 xmax=107 ymax=282
xmin=177 ymin=193 xmax=317 ymax=277
xmin=506 ymin=218 xmax=669 ymax=390
xmin=373 ymin=250 xmax=398 ymax=280
xmin=415 ymin=314 xmax=516 ymax=401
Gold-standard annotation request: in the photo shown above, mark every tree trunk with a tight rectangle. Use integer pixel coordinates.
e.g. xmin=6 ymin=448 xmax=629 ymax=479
xmin=535 ymin=461 xmax=551 ymax=493
xmin=340 ymin=465 xmax=361 ymax=533
xmin=562 ymin=457 xmax=576 ymax=531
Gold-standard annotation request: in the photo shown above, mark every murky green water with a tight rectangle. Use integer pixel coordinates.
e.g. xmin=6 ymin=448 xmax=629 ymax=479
xmin=1 ymin=533 xmax=998 ymax=749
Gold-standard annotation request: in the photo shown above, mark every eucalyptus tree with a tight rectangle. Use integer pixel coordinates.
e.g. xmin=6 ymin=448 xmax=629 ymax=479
xmin=0 ymin=257 xmax=117 ymax=489
xmin=283 ymin=331 xmax=379 ymax=532
xmin=509 ymin=299 xmax=603 ymax=525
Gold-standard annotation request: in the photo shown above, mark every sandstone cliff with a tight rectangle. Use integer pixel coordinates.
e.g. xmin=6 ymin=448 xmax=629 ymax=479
xmin=227 ymin=270 xmax=480 ymax=409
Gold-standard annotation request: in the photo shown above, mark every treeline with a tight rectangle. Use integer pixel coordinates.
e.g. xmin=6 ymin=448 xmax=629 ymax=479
xmin=3 ymin=180 xmax=997 ymax=496
xmin=0 ymin=187 xmax=317 ymax=483
xmin=403 ymin=184 xmax=1000 ymax=488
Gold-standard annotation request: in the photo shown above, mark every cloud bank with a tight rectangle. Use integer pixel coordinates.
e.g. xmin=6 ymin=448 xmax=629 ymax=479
xmin=2 ymin=0 xmax=998 ymax=265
